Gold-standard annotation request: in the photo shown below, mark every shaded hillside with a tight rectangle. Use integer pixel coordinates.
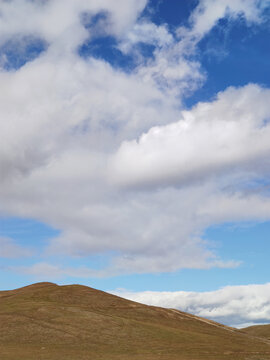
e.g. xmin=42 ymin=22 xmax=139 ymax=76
xmin=0 ymin=282 xmax=270 ymax=360
xmin=242 ymin=324 xmax=270 ymax=341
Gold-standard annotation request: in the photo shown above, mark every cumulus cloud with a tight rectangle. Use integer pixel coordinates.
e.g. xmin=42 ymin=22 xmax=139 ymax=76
xmin=110 ymin=84 xmax=270 ymax=188
xmin=0 ymin=0 xmax=269 ymax=276
xmin=0 ymin=0 xmax=148 ymax=50
xmin=113 ymin=283 xmax=270 ymax=328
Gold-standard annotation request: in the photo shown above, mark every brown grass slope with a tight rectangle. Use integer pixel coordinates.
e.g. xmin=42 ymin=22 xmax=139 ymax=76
xmin=0 ymin=282 xmax=270 ymax=360
xmin=242 ymin=324 xmax=270 ymax=340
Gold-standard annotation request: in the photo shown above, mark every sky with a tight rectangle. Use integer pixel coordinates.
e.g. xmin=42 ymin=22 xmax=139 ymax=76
xmin=0 ymin=0 xmax=270 ymax=328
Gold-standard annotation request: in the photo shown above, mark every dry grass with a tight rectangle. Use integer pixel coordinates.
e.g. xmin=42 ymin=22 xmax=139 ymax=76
xmin=242 ymin=324 xmax=270 ymax=341
xmin=0 ymin=282 xmax=269 ymax=360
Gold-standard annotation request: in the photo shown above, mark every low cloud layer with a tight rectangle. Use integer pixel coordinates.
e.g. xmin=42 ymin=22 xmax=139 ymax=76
xmin=113 ymin=283 xmax=270 ymax=328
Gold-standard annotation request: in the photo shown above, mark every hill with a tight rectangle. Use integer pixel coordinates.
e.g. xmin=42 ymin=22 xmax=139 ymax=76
xmin=0 ymin=282 xmax=270 ymax=360
xmin=242 ymin=324 xmax=270 ymax=341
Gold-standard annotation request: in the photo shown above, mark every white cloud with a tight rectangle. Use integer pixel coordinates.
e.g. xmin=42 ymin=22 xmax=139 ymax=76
xmin=178 ymin=0 xmax=270 ymax=41
xmin=2 ymin=72 xmax=270 ymax=274
xmin=0 ymin=0 xmax=269 ymax=276
xmin=0 ymin=0 xmax=148 ymax=51
xmin=110 ymin=84 xmax=270 ymax=188
xmin=113 ymin=283 xmax=270 ymax=328
xmin=119 ymin=21 xmax=174 ymax=54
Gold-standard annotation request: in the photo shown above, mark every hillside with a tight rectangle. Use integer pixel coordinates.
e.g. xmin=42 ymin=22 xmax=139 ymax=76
xmin=242 ymin=324 xmax=270 ymax=341
xmin=0 ymin=282 xmax=270 ymax=360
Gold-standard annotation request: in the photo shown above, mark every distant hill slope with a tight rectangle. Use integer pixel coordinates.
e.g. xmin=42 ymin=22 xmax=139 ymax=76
xmin=242 ymin=324 xmax=270 ymax=340
xmin=0 ymin=282 xmax=270 ymax=360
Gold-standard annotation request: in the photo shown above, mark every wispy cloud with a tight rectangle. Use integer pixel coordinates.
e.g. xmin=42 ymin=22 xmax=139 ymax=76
xmin=0 ymin=237 xmax=32 ymax=258
xmin=10 ymin=262 xmax=107 ymax=280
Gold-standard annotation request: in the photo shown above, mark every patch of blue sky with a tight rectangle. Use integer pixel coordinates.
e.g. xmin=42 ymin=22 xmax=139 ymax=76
xmin=141 ymin=0 xmax=199 ymax=30
xmin=203 ymin=221 xmax=270 ymax=285
xmin=184 ymin=17 xmax=270 ymax=108
xmin=0 ymin=255 xmax=110 ymax=291
xmin=79 ymin=10 xmax=135 ymax=70
xmin=52 ymin=251 xmax=115 ymax=272
xmin=0 ymin=217 xmax=60 ymax=248
xmin=76 ymin=272 xmax=199 ymax=293
xmin=0 ymin=269 xmax=31 ymax=291
xmin=0 ymin=218 xmax=58 ymax=289
xmin=79 ymin=9 xmax=157 ymax=71
xmin=136 ymin=42 xmax=156 ymax=60
xmin=79 ymin=36 xmax=136 ymax=71
xmin=0 ymin=36 xmax=47 ymax=71
xmin=79 ymin=36 xmax=156 ymax=72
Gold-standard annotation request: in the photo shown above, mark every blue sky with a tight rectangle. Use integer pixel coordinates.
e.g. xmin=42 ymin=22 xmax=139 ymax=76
xmin=0 ymin=0 xmax=270 ymax=327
